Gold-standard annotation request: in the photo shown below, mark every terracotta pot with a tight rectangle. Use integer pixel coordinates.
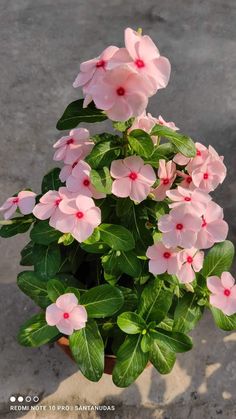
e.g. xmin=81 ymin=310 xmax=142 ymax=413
xmin=56 ymin=337 xmax=116 ymax=375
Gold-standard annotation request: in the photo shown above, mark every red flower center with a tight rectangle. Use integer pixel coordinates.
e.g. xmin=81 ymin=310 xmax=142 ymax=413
xmin=202 ymin=217 xmax=207 ymax=227
xmin=135 ymin=59 xmax=145 ymax=68
xmin=163 ymin=252 xmax=171 ymax=259
xmin=129 ymin=172 xmax=138 ymax=181
xmin=67 ymin=138 xmax=74 ymax=145
xmin=184 ymin=197 xmax=191 ymax=201
xmin=224 ymin=289 xmax=231 ymax=297
xmin=176 ymin=223 xmax=183 ymax=230
xmin=55 ymin=198 xmax=62 ymax=206
xmin=96 ymin=59 xmax=105 ymax=68
xmin=117 ymin=86 xmax=125 ymax=96
xmin=203 ymin=173 xmax=209 ymax=180
xmin=12 ymin=197 xmax=19 ymax=204
xmin=76 ymin=211 xmax=84 ymax=219
xmin=196 ymin=149 xmax=201 ymax=156
xmin=83 ymin=179 xmax=90 ymax=187
xmin=63 ymin=312 xmax=70 ymax=319
xmin=187 ymin=256 xmax=193 ymax=264
xmin=162 ymin=178 xmax=169 ymax=185
xmin=186 ymin=176 xmax=192 ymax=184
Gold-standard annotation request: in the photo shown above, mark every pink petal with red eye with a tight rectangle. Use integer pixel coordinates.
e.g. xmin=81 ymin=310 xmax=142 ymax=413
xmin=56 ymin=293 xmax=78 ymax=312
xmin=46 ymin=304 xmax=63 ymax=326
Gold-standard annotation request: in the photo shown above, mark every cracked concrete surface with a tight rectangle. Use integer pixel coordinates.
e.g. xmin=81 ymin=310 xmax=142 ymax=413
xmin=0 ymin=1 xmax=236 ymax=418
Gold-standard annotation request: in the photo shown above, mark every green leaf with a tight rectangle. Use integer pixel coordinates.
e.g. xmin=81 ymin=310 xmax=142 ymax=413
xmin=117 ymin=312 xmax=147 ymax=334
xmin=20 ymin=241 xmax=35 ymax=266
xmin=41 ymin=168 xmax=63 ymax=194
xmin=17 ymin=271 xmax=51 ymax=308
xmin=201 ymin=241 xmax=235 ymax=278
xmin=151 ymin=124 xmax=196 ymax=157
xmin=56 ymin=99 xmax=107 ymax=130
xmin=150 ymin=329 xmax=193 ymax=353
xmin=0 ymin=215 xmax=33 ymax=238
xmin=210 ymin=307 xmax=236 ymax=331
xmin=81 ymin=284 xmax=124 ymax=318
xmin=33 ymin=244 xmax=61 ymax=279
xmin=150 ymin=340 xmax=176 ymax=374
xmin=138 ymin=278 xmax=173 ymax=323
xmin=86 ymin=141 xmax=120 ymax=169
xmin=173 ymin=293 xmax=203 ymax=333
xmin=69 ymin=319 xmax=104 ymax=382
xmin=30 ymin=221 xmax=61 ymax=245
xmin=99 ymin=224 xmax=135 ymax=251
xmin=112 ymin=335 xmax=149 ymax=387
xmin=18 ymin=313 xmax=60 ymax=347
xmin=90 ymin=167 xmax=113 ymax=194
xmin=141 ymin=333 xmax=152 ymax=353
xmin=47 ymin=279 xmax=66 ymax=302
xmin=128 ymin=129 xmax=154 ymax=158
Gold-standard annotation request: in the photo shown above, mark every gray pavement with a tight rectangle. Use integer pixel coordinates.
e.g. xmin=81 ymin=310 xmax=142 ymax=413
xmin=0 ymin=1 xmax=236 ymax=418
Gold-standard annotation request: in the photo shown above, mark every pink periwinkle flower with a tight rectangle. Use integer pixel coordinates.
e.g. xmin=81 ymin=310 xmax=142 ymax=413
xmin=53 ymin=128 xmax=93 ymax=165
xmin=152 ymin=159 xmax=176 ymax=201
xmin=33 ymin=187 xmax=76 ymax=226
xmin=146 ymin=241 xmax=180 ymax=276
xmin=109 ymin=27 xmax=171 ymax=94
xmin=207 ymin=272 xmax=236 ymax=316
xmin=158 ymin=207 xmax=202 ymax=248
xmin=56 ymin=195 xmax=101 ymax=242
xmin=166 ymin=186 xmax=211 ymax=215
xmin=66 ymin=160 xmax=105 ymax=199
xmin=156 ymin=115 xmax=179 ymax=131
xmin=110 ymin=156 xmax=156 ymax=203
xmin=46 ymin=293 xmax=87 ymax=335
xmin=0 ymin=191 xmax=36 ymax=220
xmin=90 ymin=65 xmax=152 ymax=121
xmin=195 ymin=201 xmax=228 ymax=249
xmin=177 ymin=248 xmax=204 ymax=284
xmin=73 ymin=45 xmax=119 ymax=107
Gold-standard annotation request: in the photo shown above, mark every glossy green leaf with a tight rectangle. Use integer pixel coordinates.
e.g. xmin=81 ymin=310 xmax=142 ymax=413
xmin=17 ymin=271 xmax=51 ymax=308
xmin=151 ymin=124 xmax=196 ymax=157
xmin=18 ymin=312 xmax=60 ymax=347
xmin=81 ymin=284 xmax=124 ymax=318
xmin=128 ymin=129 xmax=154 ymax=158
xmin=56 ymin=99 xmax=107 ymax=130
xmin=99 ymin=224 xmax=135 ymax=251
xmin=117 ymin=312 xmax=146 ymax=334
xmin=201 ymin=240 xmax=235 ymax=278
xmin=69 ymin=319 xmax=104 ymax=381
xmin=112 ymin=335 xmax=149 ymax=387
xmin=30 ymin=221 xmax=61 ymax=245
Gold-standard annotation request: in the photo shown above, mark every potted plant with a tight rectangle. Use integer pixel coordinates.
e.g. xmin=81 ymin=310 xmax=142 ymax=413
xmin=1 ymin=27 xmax=235 ymax=388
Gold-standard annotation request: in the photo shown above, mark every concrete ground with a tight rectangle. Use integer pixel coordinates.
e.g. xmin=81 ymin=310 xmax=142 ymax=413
xmin=0 ymin=0 xmax=236 ymax=418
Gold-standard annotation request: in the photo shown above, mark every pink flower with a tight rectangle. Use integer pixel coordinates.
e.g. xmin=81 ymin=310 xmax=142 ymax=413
xmin=56 ymin=195 xmax=101 ymax=242
xmin=46 ymin=293 xmax=87 ymax=335
xmin=156 ymin=115 xmax=179 ymax=131
xmin=110 ymin=156 xmax=156 ymax=202
xmin=177 ymin=248 xmax=204 ymax=283
xmin=53 ymin=128 xmax=93 ymax=165
xmin=146 ymin=242 xmax=180 ymax=275
xmin=90 ymin=65 xmax=152 ymax=121
xmin=33 ymin=187 xmax=76 ymax=225
xmin=73 ymin=45 xmax=119 ymax=107
xmin=0 ymin=191 xmax=36 ymax=220
xmin=191 ymin=157 xmax=226 ymax=192
xmin=195 ymin=201 xmax=228 ymax=249
xmin=158 ymin=207 xmax=202 ymax=248
xmin=66 ymin=160 xmax=105 ymax=199
xmin=166 ymin=186 xmax=211 ymax=215
xmin=109 ymin=27 xmax=171 ymax=94
xmin=152 ymin=160 xmax=176 ymax=201
xmin=207 ymin=272 xmax=236 ymax=316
